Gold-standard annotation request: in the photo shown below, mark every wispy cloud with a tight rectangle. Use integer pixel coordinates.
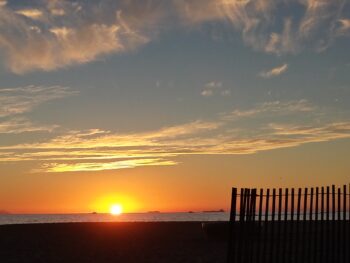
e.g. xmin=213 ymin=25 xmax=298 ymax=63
xmin=201 ymin=81 xmax=230 ymax=97
xmin=259 ymin=63 xmax=288 ymax=79
xmin=0 ymin=1 xmax=348 ymax=73
xmin=0 ymin=1 xmax=164 ymax=73
xmin=0 ymin=117 xmax=57 ymax=134
xmin=15 ymin=9 xmax=43 ymax=20
xmin=337 ymin=19 xmax=350 ymax=36
xmin=201 ymin=89 xmax=213 ymax=97
xmin=36 ymin=158 xmax=177 ymax=173
xmin=175 ymin=0 xmax=349 ymax=54
xmin=221 ymin=100 xmax=315 ymax=120
xmin=0 ymin=86 xmax=77 ymax=117
xmin=1 ymin=99 xmax=349 ymax=173
xmin=0 ymin=85 xmax=76 ymax=136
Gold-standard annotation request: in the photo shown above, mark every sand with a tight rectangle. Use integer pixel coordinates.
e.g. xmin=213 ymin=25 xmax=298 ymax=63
xmin=0 ymin=222 xmax=228 ymax=263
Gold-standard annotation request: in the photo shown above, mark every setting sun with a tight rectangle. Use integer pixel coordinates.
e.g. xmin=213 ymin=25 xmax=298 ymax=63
xmin=110 ymin=204 xmax=123 ymax=215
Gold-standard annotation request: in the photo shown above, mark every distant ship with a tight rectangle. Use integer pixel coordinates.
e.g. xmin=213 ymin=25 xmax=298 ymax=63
xmin=203 ymin=209 xmax=225 ymax=213
xmin=147 ymin=211 xmax=160 ymax=213
xmin=91 ymin=212 xmax=98 ymax=215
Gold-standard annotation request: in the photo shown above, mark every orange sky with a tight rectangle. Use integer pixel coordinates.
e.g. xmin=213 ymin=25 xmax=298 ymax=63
xmin=1 ymin=139 xmax=350 ymax=214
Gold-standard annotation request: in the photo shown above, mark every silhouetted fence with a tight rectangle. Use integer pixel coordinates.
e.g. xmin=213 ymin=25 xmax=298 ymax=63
xmin=227 ymin=185 xmax=350 ymax=263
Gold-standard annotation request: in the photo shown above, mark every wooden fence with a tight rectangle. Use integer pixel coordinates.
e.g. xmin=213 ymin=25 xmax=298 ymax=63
xmin=227 ymin=185 xmax=350 ymax=263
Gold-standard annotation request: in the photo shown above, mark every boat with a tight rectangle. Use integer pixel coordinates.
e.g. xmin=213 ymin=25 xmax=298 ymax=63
xmin=202 ymin=209 xmax=225 ymax=213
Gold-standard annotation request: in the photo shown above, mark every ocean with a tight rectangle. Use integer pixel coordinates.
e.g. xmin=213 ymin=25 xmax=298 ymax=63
xmin=0 ymin=212 xmax=230 ymax=225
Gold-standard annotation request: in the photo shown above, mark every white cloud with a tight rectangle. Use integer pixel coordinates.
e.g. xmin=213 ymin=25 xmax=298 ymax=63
xmin=259 ymin=63 xmax=288 ymax=78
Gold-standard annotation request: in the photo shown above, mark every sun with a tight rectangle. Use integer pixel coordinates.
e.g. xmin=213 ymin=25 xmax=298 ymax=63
xmin=110 ymin=204 xmax=123 ymax=215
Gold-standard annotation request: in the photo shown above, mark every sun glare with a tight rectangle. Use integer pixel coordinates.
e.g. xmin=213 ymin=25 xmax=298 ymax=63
xmin=110 ymin=204 xmax=123 ymax=215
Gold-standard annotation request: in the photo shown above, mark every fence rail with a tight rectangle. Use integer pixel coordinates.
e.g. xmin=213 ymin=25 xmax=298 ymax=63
xmin=227 ymin=185 xmax=350 ymax=263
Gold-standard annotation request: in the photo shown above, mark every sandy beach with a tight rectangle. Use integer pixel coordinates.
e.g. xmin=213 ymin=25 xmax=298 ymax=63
xmin=0 ymin=222 xmax=228 ymax=263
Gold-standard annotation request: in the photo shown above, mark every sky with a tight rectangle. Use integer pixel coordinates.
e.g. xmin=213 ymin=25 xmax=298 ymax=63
xmin=0 ymin=0 xmax=349 ymax=214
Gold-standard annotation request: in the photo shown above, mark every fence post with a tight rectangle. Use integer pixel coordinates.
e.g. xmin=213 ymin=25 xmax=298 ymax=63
xmin=243 ymin=189 xmax=251 ymax=263
xmin=283 ymin=188 xmax=288 ymax=263
xmin=237 ymin=188 xmax=247 ymax=263
xmin=256 ymin=189 xmax=264 ymax=263
xmin=249 ymin=189 xmax=257 ymax=263
xmin=295 ymin=188 xmax=302 ymax=263
xmin=332 ymin=185 xmax=336 ymax=262
xmin=315 ymin=187 xmax=319 ymax=263
xmin=227 ymin=188 xmax=237 ymax=263
xmin=289 ymin=188 xmax=295 ymax=263
xmin=348 ymin=184 xmax=350 ymax=263
xmin=343 ymin=185 xmax=347 ymax=263
xmin=326 ymin=186 xmax=330 ymax=263
xmin=308 ymin=188 xmax=313 ymax=263
xmin=302 ymin=188 xmax=308 ymax=262
xmin=270 ymin=189 xmax=276 ymax=263
xmin=262 ymin=189 xmax=270 ymax=263
xmin=337 ymin=188 xmax=341 ymax=262
xmin=321 ymin=187 xmax=325 ymax=263
xmin=277 ymin=188 xmax=282 ymax=263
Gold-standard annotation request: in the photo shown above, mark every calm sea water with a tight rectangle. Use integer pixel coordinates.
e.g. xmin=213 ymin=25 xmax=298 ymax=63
xmin=0 ymin=212 xmax=230 ymax=225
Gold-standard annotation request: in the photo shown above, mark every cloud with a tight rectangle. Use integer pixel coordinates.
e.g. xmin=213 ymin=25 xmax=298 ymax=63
xmin=35 ymin=158 xmax=177 ymax=173
xmin=337 ymin=19 xmax=350 ymax=36
xmin=50 ymin=8 xmax=65 ymax=16
xmin=201 ymin=89 xmax=213 ymax=97
xmin=259 ymin=63 xmax=288 ymax=78
xmin=0 ymin=117 xmax=57 ymax=134
xmin=15 ymin=9 xmax=43 ymax=20
xmin=0 ymin=1 xmax=348 ymax=73
xmin=221 ymin=99 xmax=315 ymax=120
xmin=269 ymin=122 xmax=350 ymax=137
xmin=0 ymin=0 xmax=164 ymax=73
xmin=0 ymin=85 xmax=76 ymax=136
xmin=205 ymin=81 xmax=222 ymax=89
xmin=175 ymin=0 xmax=348 ymax=54
xmin=221 ymin=90 xmax=231 ymax=96
xmin=201 ymin=81 xmax=230 ymax=97
xmin=0 ymin=85 xmax=77 ymax=117
xmin=1 ymin=99 xmax=349 ymax=173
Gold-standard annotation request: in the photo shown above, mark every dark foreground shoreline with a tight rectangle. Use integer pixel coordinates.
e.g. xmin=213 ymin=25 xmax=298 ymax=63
xmin=0 ymin=222 xmax=228 ymax=263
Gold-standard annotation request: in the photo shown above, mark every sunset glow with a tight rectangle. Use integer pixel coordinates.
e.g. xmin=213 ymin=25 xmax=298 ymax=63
xmin=0 ymin=0 xmax=349 ymax=215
